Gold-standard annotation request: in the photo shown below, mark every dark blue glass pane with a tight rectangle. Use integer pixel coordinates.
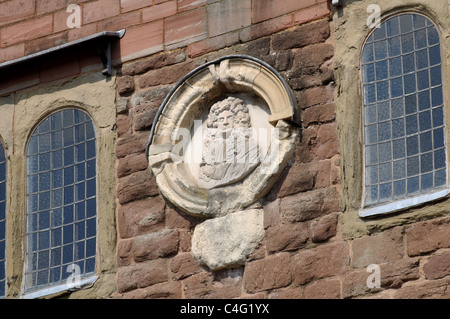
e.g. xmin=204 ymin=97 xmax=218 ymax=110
xmin=429 ymin=45 xmax=441 ymax=66
xmin=428 ymin=27 xmax=440 ymax=45
xmin=51 ymin=248 xmax=61 ymax=267
xmin=421 ymin=153 xmax=433 ymax=173
xmin=39 ymin=153 xmax=50 ymax=172
xmin=416 ymin=48 xmax=428 ymax=70
xmin=375 ymin=60 xmax=388 ymax=81
xmin=401 ymin=33 xmax=414 ymax=54
xmin=362 ymin=42 xmax=374 ymax=64
xmin=52 ymin=170 xmax=63 ymax=189
xmin=421 ymin=172 xmax=434 ymax=191
xmin=38 ymin=211 xmax=50 ymax=230
xmin=404 ymin=73 xmax=416 ymax=94
xmin=62 ymin=244 xmax=73 ymax=264
xmin=390 ymin=77 xmax=403 ymax=98
xmin=431 ymin=87 xmax=443 ymax=107
xmin=377 ymin=81 xmax=389 ymax=101
xmin=64 ymin=186 xmax=74 ymax=205
xmin=374 ymin=40 xmax=387 ymax=60
xmin=433 ymin=128 xmax=445 ymax=148
xmin=408 ymin=177 xmax=420 ymax=194
xmin=51 ymin=131 xmax=62 ymax=150
xmin=407 ymin=156 xmax=420 ymax=176
xmin=39 ymin=134 xmax=51 ymax=153
xmin=400 ymin=14 xmax=413 ymax=33
xmin=51 ymin=112 xmax=62 ymax=131
xmin=64 ymin=166 xmax=74 ymax=186
xmin=379 ymin=183 xmax=392 ymax=201
xmin=430 ymin=66 xmax=442 ymax=87
xmin=435 ymin=169 xmax=446 ymax=187
xmin=391 ymin=98 xmax=404 ymax=118
xmin=418 ymin=90 xmax=431 ymax=111
xmin=405 ymin=95 xmax=417 ymax=115
xmin=406 ymin=135 xmax=419 ymax=156
xmin=417 ymin=70 xmax=429 ymax=91
xmin=419 ymin=111 xmax=432 ymax=131
xmin=86 ymin=218 xmax=96 ymax=239
xmin=402 ymin=53 xmax=415 ymax=73
xmin=63 ymin=224 xmax=73 ymax=245
xmin=64 ymin=146 xmax=74 ymax=166
xmin=387 ymin=17 xmax=400 ymax=36
xmin=62 ymin=110 xmax=74 ymax=128
xmin=420 ymin=131 xmax=433 ymax=153
xmin=86 ymin=179 xmax=96 ymax=198
xmin=433 ymin=107 xmax=444 ymax=127
xmin=415 ymin=29 xmax=427 ymax=49
xmin=434 ymin=148 xmax=446 ymax=169
xmin=405 ymin=115 xmax=418 ymax=135
xmin=388 ymin=37 xmax=401 ymax=57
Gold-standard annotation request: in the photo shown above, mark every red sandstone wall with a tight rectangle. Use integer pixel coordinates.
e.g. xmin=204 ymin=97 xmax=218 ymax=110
xmin=0 ymin=0 xmax=449 ymax=299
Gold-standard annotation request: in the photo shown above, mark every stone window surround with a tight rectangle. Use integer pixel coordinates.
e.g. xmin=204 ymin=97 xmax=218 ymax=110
xmin=0 ymin=72 xmax=117 ymax=298
xmin=335 ymin=0 xmax=450 ymax=237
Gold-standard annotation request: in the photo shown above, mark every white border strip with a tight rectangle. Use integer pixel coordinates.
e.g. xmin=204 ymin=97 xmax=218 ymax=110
xmin=21 ymin=275 xmax=98 ymax=299
xmin=359 ymin=189 xmax=450 ymax=218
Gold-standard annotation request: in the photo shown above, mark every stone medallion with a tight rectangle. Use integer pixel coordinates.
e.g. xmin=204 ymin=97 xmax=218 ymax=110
xmin=147 ymin=55 xmax=299 ymax=270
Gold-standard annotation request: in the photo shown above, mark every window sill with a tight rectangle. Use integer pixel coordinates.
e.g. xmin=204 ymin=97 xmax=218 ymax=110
xmin=359 ymin=188 xmax=450 ymax=218
xmin=21 ymin=274 xmax=98 ymax=299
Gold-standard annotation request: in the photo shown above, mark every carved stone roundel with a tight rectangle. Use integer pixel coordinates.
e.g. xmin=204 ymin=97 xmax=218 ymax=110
xmin=147 ymin=55 xmax=298 ymax=218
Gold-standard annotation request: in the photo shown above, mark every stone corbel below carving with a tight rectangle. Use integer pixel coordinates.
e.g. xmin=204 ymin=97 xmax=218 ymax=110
xmin=147 ymin=55 xmax=299 ymax=270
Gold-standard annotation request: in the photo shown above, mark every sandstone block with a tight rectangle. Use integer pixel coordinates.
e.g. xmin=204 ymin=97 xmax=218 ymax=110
xmin=192 ymin=209 xmax=264 ymax=270
xmin=244 ymin=253 xmax=292 ymax=293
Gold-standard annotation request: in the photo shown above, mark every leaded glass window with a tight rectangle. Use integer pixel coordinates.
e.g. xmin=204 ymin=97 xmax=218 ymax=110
xmin=0 ymin=143 xmax=6 ymax=298
xmin=25 ymin=109 xmax=97 ymax=293
xmin=361 ymin=13 xmax=447 ymax=211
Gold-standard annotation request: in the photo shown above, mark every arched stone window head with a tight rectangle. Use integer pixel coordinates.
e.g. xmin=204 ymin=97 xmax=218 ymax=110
xmin=147 ymin=55 xmax=298 ymax=219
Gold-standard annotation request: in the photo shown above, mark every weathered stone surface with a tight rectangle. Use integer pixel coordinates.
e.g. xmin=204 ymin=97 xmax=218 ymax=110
xmin=393 ymin=277 xmax=450 ymax=299
xmin=121 ymin=281 xmax=182 ymax=299
xmin=129 ymin=86 xmax=171 ymax=114
xmin=265 ymin=222 xmax=308 ymax=253
xmin=293 ymin=242 xmax=350 ymax=286
xmin=117 ymin=259 xmax=168 ymax=293
xmin=191 ymin=209 xmax=264 ymax=270
xmin=304 ymin=278 xmax=341 ymax=299
xmin=281 ymin=186 xmax=339 ymax=222
xmin=351 ymin=227 xmax=404 ymax=268
xmin=116 ymin=169 xmax=159 ymax=205
xmin=122 ymin=49 xmax=186 ymax=76
xmin=311 ymin=213 xmax=338 ymax=243
xmin=117 ymin=196 xmax=166 ymax=238
xmin=183 ymin=269 xmax=243 ymax=299
xmin=244 ymin=253 xmax=292 ymax=293
xmin=170 ymin=253 xmax=203 ymax=280
xmin=406 ymin=217 xmax=450 ymax=256
xmin=272 ymin=19 xmax=330 ymax=50
xmin=132 ymin=229 xmax=179 ymax=262
xmin=423 ymin=251 xmax=450 ymax=280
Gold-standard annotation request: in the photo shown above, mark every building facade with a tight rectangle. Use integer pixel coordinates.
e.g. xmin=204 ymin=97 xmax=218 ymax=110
xmin=0 ymin=0 xmax=449 ymax=299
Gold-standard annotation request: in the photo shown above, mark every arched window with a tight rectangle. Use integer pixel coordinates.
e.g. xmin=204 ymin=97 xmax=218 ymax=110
xmin=24 ymin=109 xmax=97 ymax=293
xmin=361 ymin=13 xmax=447 ymax=216
xmin=0 ymin=143 xmax=6 ymax=298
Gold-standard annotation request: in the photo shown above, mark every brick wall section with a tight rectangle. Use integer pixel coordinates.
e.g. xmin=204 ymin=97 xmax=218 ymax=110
xmin=1 ymin=0 xmax=449 ymax=299
xmin=113 ymin=4 xmax=450 ymax=298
